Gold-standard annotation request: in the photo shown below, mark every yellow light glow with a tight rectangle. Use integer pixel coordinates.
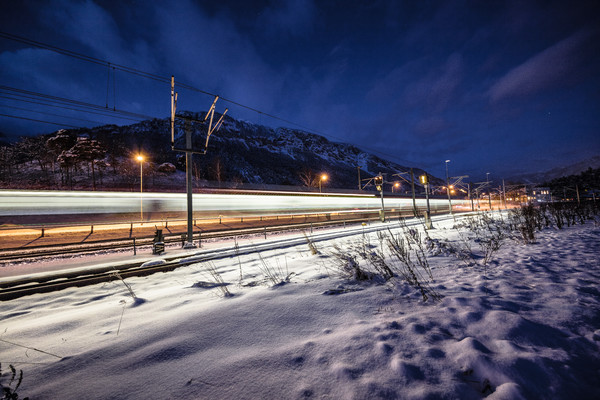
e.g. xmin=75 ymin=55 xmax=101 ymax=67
xmin=321 ymin=174 xmax=328 ymax=181
xmin=136 ymin=155 xmax=144 ymax=162
xmin=394 ymin=182 xmax=400 ymax=187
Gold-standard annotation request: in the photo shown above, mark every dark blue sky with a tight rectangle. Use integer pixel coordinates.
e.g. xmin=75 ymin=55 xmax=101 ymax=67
xmin=1 ymin=0 xmax=599 ymax=181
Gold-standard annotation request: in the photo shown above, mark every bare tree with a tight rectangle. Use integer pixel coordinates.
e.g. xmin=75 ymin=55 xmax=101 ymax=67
xmin=47 ymin=130 xmax=76 ymax=185
xmin=299 ymin=168 xmax=319 ymax=188
xmin=0 ymin=146 xmax=16 ymax=180
xmin=69 ymin=137 xmax=106 ymax=190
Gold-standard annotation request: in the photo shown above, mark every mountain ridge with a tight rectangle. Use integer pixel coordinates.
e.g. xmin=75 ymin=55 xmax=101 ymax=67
xmin=0 ymin=111 xmax=439 ymax=191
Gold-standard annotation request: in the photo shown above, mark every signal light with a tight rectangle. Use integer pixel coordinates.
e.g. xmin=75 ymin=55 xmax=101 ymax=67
xmin=374 ymin=175 xmax=383 ymax=191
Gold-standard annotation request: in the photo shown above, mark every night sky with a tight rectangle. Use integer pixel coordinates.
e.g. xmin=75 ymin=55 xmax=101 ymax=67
xmin=1 ymin=0 xmax=599 ymax=181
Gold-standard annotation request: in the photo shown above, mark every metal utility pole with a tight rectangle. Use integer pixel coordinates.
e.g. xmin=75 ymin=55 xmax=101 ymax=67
xmin=184 ymin=120 xmax=194 ymax=248
xmin=468 ymin=182 xmax=474 ymax=211
xmin=410 ymin=168 xmax=417 ymax=217
xmin=139 ymin=156 xmax=143 ymax=220
xmin=502 ymin=179 xmax=507 ymax=209
xmin=357 ymin=166 xmax=361 ymax=191
xmin=393 ymin=170 xmax=418 ymax=217
xmin=375 ymin=173 xmax=385 ymax=222
xmin=486 ymin=172 xmax=492 ymax=210
xmin=171 ymin=76 xmax=228 ymax=248
xmin=420 ymin=173 xmax=433 ymax=229
xmin=445 ymin=160 xmax=452 ymax=215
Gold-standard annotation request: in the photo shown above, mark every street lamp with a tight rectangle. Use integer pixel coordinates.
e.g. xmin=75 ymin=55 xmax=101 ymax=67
xmin=136 ymin=155 xmax=144 ymax=221
xmin=319 ymin=174 xmax=328 ymax=193
xmin=445 ymin=160 xmax=452 ymax=214
xmin=393 ymin=182 xmax=400 ymax=193
xmin=486 ymin=172 xmax=492 ymax=210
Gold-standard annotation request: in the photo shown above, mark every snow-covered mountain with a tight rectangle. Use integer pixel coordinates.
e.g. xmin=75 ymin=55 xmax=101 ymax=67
xmin=508 ymin=156 xmax=600 ymax=185
xmin=65 ymin=111 xmax=436 ymax=190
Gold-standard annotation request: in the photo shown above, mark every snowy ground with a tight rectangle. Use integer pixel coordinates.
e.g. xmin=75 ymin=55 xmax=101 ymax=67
xmin=1 ymin=213 xmax=599 ymax=399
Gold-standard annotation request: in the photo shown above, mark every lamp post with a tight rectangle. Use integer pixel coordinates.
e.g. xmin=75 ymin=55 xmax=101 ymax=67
xmin=445 ymin=160 xmax=452 ymax=214
xmin=319 ymin=174 xmax=328 ymax=193
xmin=420 ymin=174 xmax=433 ymax=229
xmin=486 ymin=172 xmax=492 ymax=210
xmin=136 ymin=155 xmax=144 ymax=221
xmin=393 ymin=182 xmax=400 ymax=193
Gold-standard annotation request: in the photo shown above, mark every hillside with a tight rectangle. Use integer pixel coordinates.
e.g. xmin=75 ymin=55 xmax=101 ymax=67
xmin=0 ymin=112 xmax=437 ymax=192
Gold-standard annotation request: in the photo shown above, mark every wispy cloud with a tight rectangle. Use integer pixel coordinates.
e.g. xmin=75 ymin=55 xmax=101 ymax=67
xmin=404 ymin=53 xmax=464 ymax=113
xmin=45 ymin=0 xmax=123 ymax=61
xmin=257 ymin=0 xmax=316 ymax=37
xmin=488 ymin=29 xmax=594 ymax=102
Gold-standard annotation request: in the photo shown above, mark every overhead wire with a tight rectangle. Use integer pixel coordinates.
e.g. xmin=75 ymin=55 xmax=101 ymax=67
xmin=0 ymin=94 xmax=144 ymax=123
xmin=0 ymin=30 xmax=351 ymax=139
xmin=0 ymin=104 xmax=116 ymax=126
xmin=0 ymin=113 xmax=81 ymax=128
xmin=0 ymin=86 xmax=154 ymax=121
xmin=0 ymin=30 xmax=420 ymax=168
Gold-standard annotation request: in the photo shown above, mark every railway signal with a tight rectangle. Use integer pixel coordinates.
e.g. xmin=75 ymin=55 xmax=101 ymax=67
xmin=420 ymin=174 xmax=433 ymax=229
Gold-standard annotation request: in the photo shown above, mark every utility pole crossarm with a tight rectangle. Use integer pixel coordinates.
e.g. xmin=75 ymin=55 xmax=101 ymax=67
xmin=169 ymin=75 xmax=226 ymax=249
xmin=204 ymin=105 xmax=228 ymax=150
xmin=450 ymin=175 xmax=469 ymax=187
xmin=392 ymin=171 xmax=414 ymax=185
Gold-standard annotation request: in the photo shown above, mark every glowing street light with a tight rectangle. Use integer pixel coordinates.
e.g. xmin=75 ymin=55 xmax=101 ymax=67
xmin=319 ymin=174 xmax=328 ymax=193
xmin=393 ymin=182 xmax=400 ymax=193
xmin=136 ymin=154 xmax=144 ymax=221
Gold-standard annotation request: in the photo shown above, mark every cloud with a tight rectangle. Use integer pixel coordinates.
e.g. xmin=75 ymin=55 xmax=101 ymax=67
xmin=257 ymin=0 xmax=316 ymax=37
xmin=413 ymin=116 xmax=451 ymax=138
xmin=150 ymin=0 xmax=284 ymax=114
xmin=488 ymin=29 xmax=593 ymax=102
xmin=403 ymin=53 xmax=464 ymax=113
xmin=45 ymin=0 xmax=121 ymax=59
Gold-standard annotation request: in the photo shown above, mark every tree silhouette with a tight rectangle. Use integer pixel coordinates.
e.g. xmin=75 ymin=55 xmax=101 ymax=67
xmin=69 ymin=137 xmax=106 ymax=190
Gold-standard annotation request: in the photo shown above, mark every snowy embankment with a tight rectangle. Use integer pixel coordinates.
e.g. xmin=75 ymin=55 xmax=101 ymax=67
xmin=1 ymin=212 xmax=599 ymax=399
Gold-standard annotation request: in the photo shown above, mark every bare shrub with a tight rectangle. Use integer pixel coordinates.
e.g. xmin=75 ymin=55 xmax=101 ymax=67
xmin=303 ymin=231 xmax=319 ymax=255
xmin=111 ymin=269 xmax=137 ymax=300
xmin=331 ymin=244 xmax=373 ymax=281
xmin=1 ymin=363 xmax=28 ymax=400
xmin=257 ymin=253 xmax=294 ymax=286
xmin=386 ymin=230 xmax=440 ymax=302
xmin=508 ymin=204 xmax=537 ymax=244
xmin=203 ymin=262 xmax=232 ymax=297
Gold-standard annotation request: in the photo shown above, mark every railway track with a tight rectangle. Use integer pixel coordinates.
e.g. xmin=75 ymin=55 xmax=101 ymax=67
xmin=0 ymin=214 xmax=380 ymax=263
xmin=0 ymin=215 xmax=442 ymax=301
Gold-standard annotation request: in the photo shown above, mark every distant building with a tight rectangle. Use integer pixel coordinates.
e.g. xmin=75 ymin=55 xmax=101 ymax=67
xmin=531 ymin=187 xmax=551 ymax=202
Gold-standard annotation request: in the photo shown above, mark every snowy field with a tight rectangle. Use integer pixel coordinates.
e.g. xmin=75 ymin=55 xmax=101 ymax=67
xmin=1 ymin=212 xmax=600 ymax=399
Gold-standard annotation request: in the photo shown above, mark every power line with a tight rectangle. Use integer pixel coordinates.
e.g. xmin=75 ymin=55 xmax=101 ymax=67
xmin=0 ymin=31 xmax=343 ymax=139
xmin=0 ymin=30 xmax=421 ymax=168
xmin=0 ymin=104 xmax=116 ymax=126
xmin=0 ymin=85 xmax=154 ymax=121
xmin=0 ymin=113 xmax=81 ymax=128
xmin=0 ymin=94 xmax=144 ymax=123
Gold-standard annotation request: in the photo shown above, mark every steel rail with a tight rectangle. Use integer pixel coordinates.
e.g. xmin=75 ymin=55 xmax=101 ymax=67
xmin=0 ymin=213 xmax=465 ymax=301
xmin=0 ymin=214 xmax=385 ymax=262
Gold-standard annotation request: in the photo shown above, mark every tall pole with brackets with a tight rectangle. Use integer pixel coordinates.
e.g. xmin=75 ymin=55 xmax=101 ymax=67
xmin=171 ymin=76 xmax=228 ymax=248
